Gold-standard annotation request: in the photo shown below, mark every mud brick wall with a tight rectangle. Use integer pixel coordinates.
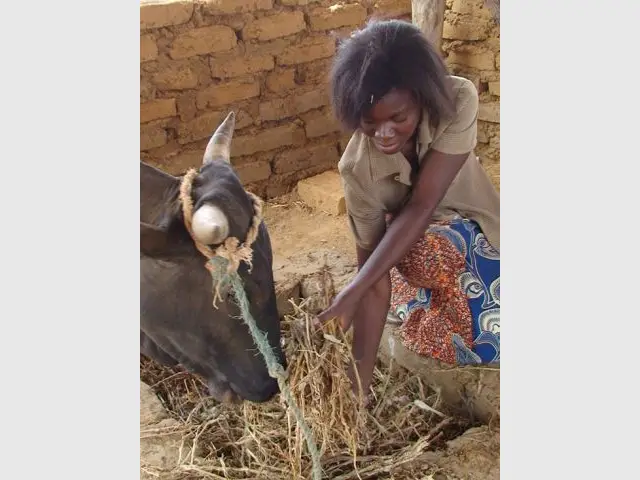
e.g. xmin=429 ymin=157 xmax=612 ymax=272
xmin=140 ymin=0 xmax=500 ymax=197
xmin=140 ymin=0 xmax=412 ymax=198
xmin=441 ymin=0 xmax=500 ymax=189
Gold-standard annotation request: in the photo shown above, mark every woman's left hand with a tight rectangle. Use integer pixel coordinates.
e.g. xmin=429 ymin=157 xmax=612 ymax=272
xmin=316 ymin=284 xmax=363 ymax=332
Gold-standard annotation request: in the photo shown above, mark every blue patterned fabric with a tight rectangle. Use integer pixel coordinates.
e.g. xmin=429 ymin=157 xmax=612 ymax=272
xmin=395 ymin=217 xmax=500 ymax=365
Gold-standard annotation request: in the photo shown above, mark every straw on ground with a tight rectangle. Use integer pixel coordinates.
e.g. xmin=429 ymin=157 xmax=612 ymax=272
xmin=141 ymin=297 xmax=467 ymax=480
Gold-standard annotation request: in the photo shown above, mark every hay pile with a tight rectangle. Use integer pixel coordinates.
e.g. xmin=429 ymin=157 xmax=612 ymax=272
xmin=140 ymin=300 xmax=466 ymax=480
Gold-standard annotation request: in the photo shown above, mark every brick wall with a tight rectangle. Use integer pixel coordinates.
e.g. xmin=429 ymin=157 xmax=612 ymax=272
xmin=140 ymin=0 xmax=500 ymax=197
xmin=442 ymin=0 xmax=500 ymax=189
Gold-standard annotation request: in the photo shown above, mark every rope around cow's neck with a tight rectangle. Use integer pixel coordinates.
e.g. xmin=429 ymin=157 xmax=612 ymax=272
xmin=179 ymin=168 xmax=262 ymax=308
xmin=179 ymin=168 xmax=323 ymax=480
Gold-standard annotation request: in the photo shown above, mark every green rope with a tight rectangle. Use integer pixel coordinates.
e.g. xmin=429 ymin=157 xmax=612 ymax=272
xmin=208 ymin=256 xmax=323 ymax=480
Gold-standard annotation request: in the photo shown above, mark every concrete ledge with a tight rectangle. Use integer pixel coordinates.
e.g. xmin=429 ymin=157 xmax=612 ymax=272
xmin=296 ymin=171 xmax=346 ymax=215
xmin=378 ymin=325 xmax=500 ymax=423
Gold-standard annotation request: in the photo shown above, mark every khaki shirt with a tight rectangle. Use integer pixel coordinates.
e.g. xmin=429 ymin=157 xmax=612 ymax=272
xmin=338 ymin=75 xmax=500 ymax=252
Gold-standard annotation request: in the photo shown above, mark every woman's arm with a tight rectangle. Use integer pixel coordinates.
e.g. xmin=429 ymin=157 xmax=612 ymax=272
xmin=348 ymin=246 xmax=391 ymax=397
xmin=325 ymin=150 xmax=468 ymax=397
xmin=345 ymin=149 xmax=469 ymax=299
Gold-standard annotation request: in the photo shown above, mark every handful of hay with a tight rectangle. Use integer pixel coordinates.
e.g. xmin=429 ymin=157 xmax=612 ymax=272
xmin=141 ymin=300 xmax=466 ymax=480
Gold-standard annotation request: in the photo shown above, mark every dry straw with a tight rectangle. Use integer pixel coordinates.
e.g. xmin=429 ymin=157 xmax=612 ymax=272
xmin=141 ymin=295 xmax=464 ymax=480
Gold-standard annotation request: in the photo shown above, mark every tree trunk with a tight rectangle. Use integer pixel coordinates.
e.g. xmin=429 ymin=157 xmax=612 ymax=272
xmin=411 ymin=0 xmax=446 ymax=53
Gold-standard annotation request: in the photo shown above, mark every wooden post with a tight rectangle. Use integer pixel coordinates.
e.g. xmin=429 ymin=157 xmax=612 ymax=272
xmin=411 ymin=0 xmax=446 ymax=53
xmin=485 ymin=0 xmax=500 ymax=24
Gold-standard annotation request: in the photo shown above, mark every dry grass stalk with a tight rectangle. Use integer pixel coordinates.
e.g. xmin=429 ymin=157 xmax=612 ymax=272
xmin=141 ymin=299 xmax=464 ymax=480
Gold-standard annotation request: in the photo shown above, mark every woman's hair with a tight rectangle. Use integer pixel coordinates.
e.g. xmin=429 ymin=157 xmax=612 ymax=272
xmin=330 ymin=19 xmax=456 ymax=130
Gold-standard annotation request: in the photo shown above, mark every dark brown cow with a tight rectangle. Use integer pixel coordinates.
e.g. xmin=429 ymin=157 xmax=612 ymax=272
xmin=140 ymin=112 xmax=286 ymax=403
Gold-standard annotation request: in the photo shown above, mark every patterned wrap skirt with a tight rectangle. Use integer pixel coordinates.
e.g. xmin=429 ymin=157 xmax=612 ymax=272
xmin=389 ymin=216 xmax=500 ymax=365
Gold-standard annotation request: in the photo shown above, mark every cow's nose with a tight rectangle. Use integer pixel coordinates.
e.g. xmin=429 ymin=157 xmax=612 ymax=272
xmin=233 ymin=377 xmax=280 ymax=403
xmin=221 ymin=389 xmax=242 ymax=404
xmin=207 ymin=380 xmax=242 ymax=404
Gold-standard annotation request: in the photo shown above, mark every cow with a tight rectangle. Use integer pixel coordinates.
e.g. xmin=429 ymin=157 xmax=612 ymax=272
xmin=140 ymin=112 xmax=286 ymax=404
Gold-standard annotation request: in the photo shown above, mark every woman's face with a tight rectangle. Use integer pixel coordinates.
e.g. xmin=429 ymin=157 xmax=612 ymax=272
xmin=360 ymin=89 xmax=421 ymax=155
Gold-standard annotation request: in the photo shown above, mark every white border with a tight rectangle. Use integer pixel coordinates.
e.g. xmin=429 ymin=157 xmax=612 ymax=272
xmin=1 ymin=0 xmax=140 ymax=477
xmin=1 ymin=0 xmax=639 ymax=478
xmin=501 ymin=0 xmax=640 ymax=477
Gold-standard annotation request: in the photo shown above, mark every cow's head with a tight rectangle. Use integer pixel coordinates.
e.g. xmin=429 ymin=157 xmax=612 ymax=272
xmin=140 ymin=112 xmax=285 ymax=404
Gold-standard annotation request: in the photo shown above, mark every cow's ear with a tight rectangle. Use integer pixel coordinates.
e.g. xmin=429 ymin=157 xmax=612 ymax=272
xmin=141 ymin=222 xmax=170 ymax=257
xmin=141 ymin=162 xmax=180 ymax=224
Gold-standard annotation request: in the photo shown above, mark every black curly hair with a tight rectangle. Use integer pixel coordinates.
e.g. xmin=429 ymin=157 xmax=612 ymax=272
xmin=330 ymin=19 xmax=456 ymax=131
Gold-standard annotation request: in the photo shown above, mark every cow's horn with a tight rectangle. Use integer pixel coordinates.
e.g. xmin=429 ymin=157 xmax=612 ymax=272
xmin=191 ymin=204 xmax=229 ymax=245
xmin=202 ymin=111 xmax=236 ymax=165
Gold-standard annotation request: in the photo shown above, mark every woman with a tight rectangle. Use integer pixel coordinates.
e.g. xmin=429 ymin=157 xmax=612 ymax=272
xmin=317 ymin=19 xmax=500 ymax=398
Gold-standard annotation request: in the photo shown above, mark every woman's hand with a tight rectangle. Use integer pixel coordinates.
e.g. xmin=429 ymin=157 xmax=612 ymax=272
xmin=316 ymin=283 xmax=364 ymax=332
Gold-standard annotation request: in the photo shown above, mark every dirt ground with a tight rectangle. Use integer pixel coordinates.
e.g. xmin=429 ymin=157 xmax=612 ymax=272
xmin=262 ymin=194 xmax=355 ymax=261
